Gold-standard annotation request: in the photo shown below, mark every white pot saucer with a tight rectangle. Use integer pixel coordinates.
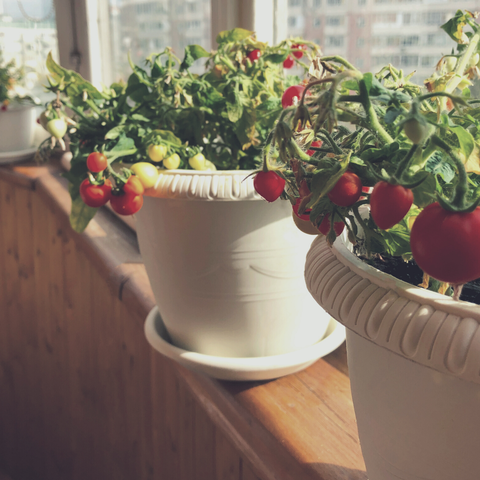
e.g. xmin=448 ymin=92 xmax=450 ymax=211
xmin=0 ymin=146 xmax=37 ymax=165
xmin=144 ymin=306 xmax=346 ymax=381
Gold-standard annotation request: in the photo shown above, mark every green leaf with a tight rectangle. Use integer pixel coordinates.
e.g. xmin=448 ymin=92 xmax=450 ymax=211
xmin=411 ymin=173 xmax=437 ymax=208
xmin=263 ymin=52 xmax=288 ymax=64
xmin=308 ymin=155 xmax=349 ymax=208
xmin=105 ymin=125 xmax=125 ymax=140
xmin=180 ymin=44 xmax=209 ymax=70
xmin=68 ymin=183 xmax=97 ymax=233
xmin=126 ymin=73 xmax=150 ymax=103
xmin=382 ymin=222 xmax=412 ymax=257
xmin=441 ymin=10 xmax=471 ymax=44
xmin=131 ymin=113 xmax=150 ymax=122
xmin=216 ymin=28 xmax=253 ymax=44
xmin=111 ymin=133 xmax=135 ymax=151
xmin=46 ymin=52 xmax=104 ymax=101
xmin=235 ymin=105 xmax=258 ymax=150
xmin=451 ymin=125 xmax=475 ymax=159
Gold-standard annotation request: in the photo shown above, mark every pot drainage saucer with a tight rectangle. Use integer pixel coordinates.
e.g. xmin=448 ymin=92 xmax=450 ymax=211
xmin=0 ymin=146 xmax=37 ymax=165
xmin=144 ymin=306 xmax=346 ymax=381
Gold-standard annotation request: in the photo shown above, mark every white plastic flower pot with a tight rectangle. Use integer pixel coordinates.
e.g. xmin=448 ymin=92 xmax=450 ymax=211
xmin=136 ymin=170 xmax=331 ymax=358
xmin=0 ymin=104 xmax=36 ymax=152
xmin=305 ymin=234 xmax=480 ymax=480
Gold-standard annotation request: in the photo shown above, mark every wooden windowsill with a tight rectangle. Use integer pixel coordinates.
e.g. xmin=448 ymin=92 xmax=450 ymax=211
xmin=0 ymin=162 xmax=366 ymax=480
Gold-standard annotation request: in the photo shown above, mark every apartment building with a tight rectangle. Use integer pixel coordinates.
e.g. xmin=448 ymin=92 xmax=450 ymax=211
xmin=287 ymin=0 xmax=480 ymax=83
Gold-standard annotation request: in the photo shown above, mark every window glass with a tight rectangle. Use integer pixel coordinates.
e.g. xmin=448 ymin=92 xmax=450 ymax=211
xmin=106 ymin=0 xmax=211 ymax=82
xmin=285 ymin=0 xmax=459 ymax=83
xmin=0 ymin=0 xmax=58 ymax=103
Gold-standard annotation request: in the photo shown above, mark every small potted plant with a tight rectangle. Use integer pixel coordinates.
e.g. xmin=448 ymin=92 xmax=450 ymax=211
xmin=256 ymin=9 xmax=480 ymax=480
xmin=37 ymin=30 xmax=344 ymax=377
xmin=0 ymin=53 xmax=39 ymax=153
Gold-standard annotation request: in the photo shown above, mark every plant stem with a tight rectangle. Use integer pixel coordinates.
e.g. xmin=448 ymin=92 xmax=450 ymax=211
xmin=431 ymin=135 xmax=468 ymax=208
xmin=396 ymin=144 xmax=419 ymax=181
xmin=358 ymin=78 xmax=394 ymax=145
xmin=320 ymin=56 xmax=359 ymax=72
xmin=440 ymin=29 xmax=480 ymax=111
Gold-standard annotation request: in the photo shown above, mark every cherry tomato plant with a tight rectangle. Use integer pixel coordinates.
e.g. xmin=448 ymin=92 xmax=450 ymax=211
xmin=256 ymin=10 xmax=480 ymax=300
xmin=37 ymin=29 xmax=318 ymax=232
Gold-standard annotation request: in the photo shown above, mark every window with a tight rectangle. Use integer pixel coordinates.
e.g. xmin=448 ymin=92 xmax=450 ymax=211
xmin=374 ymin=13 xmax=396 ymax=24
xmin=325 ymin=36 xmax=344 ymax=47
xmin=357 ymin=17 xmax=365 ymax=27
xmin=0 ymin=0 xmax=58 ymax=103
xmin=356 ymin=58 xmax=364 ymax=68
xmin=313 ymin=18 xmax=321 ymax=27
xmin=357 ymin=38 xmax=365 ymax=47
xmin=326 ymin=16 xmax=343 ymax=26
xmin=313 ymin=0 xmax=321 ymax=5
xmin=103 ymin=0 xmax=211 ymax=82
xmin=421 ymin=56 xmax=436 ymax=67
xmin=327 ymin=0 xmax=343 ymax=6
xmin=400 ymin=55 xmax=418 ymax=67
xmin=401 ymin=36 xmax=419 ymax=46
xmin=289 ymin=0 xmax=302 ymax=5
xmin=358 ymin=0 xmax=366 ymax=5
xmin=288 ymin=16 xmax=297 ymax=27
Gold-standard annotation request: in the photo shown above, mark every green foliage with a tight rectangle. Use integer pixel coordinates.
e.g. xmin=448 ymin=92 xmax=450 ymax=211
xmin=264 ymin=9 xmax=480 ymax=271
xmin=39 ymin=31 xmax=320 ymax=230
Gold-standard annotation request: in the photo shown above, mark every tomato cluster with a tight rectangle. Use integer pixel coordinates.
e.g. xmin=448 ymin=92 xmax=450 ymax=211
xmin=80 ymin=152 xmax=156 ymax=216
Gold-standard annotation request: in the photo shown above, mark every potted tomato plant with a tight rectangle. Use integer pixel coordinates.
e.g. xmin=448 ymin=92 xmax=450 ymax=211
xmin=256 ymin=9 xmax=480 ymax=479
xmin=0 ymin=53 xmax=39 ymax=155
xmin=37 ymin=30 xmax=345 ymax=379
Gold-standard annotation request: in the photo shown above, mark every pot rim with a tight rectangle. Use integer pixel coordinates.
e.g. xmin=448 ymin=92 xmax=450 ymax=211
xmin=144 ymin=168 xmax=263 ymax=201
xmin=331 ymin=234 xmax=480 ymax=320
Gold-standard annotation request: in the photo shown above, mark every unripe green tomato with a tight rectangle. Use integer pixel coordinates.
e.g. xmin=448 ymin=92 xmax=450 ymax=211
xmin=148 ymin=144 xmax=168 ymax=162
xmin=188 ymin=153 xmax=206 ymax=170
xmin=445 ymin=56 xmax=457 ymax=71
xmin=163 ymin=153 xmax=181 ymax=170
xmin=458 ymin=77 xmax=472 ymax=90
xmin=403 ymin=118 xmax=428 ymax=145
xmin=204 ymin=160 xmax=217 ymax=171
xmin=46 ymin=118 xmax=67 ymax=139
xmin=130 ymin=162 xmax=160 ymax=189
xmin=39 ymin=111 xmax=50 ymax=130
xmin=469 ymin=53 xmax=480 ymax=68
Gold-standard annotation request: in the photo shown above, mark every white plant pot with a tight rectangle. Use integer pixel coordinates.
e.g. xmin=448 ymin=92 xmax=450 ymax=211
xmin=0 ymin=105 xmax=36 ymax=152
xmin=136 ymin=170 xmax=331 ymax=358
xmin=305 ymin=234 xmax=480 ymax=480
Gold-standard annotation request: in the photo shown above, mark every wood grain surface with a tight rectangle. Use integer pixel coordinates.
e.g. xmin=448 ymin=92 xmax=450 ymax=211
xmin=0 ymin=163 xmax=366 ymax=480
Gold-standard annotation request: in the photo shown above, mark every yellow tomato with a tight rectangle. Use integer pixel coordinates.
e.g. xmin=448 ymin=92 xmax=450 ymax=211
xmin=130 ymin=162 xmax=160 ymax=189
xmin=188 ymin=153 xmax=206 ymax=170
xmin=204 ymin=160 xmax=217 ymax=171
xmin=163 ymin=153 xmax=181 ymax=170
xmin=148 ymin=144 xmax=168 ymax=162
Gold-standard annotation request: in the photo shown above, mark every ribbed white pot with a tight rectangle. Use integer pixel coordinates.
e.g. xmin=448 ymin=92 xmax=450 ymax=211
xmin=305 ymin=235 xmax=480 ymax=480
xmin=0 ymin=105 xmax=36 ymax=152
xmin=136 ymin=170 xmax=331 ymax=358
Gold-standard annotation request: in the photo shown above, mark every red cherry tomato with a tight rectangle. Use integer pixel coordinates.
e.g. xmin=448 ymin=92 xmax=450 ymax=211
xmin=79 ymin=178 xmax=112 ymax=208
xmin=86 ymin=152 xmax=108 ymax=172
xmin=110 ymin=194 xmax=144 ymax=216
xmin=281 ymin=85 xmax=305 ymax=109
xmin=123 ymin=175 xmax=145 ymax=196
xmin=253 ymin=171 xmax=285 ymax=202
xmin=247 ymin=49 xmax=261 ymax=62
xmin=328 ymin=172 xmax=363 ymax=207
xmin=318 ymin=214 xmax=345 ymax=236
xmin=370 ymin=181 xmax=414 ymax=230
xmin=410 ymin=202 xmax=480 ymax=284
xmin=307 ymin=140 xmax=323 ymax=156
xmin=283 ymin=55 xmax=295 ymax=69
xmin=292 ymin=198 xmax=312 ymax=221
xmin=292 ymin=44 xmax=306 ymax=59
